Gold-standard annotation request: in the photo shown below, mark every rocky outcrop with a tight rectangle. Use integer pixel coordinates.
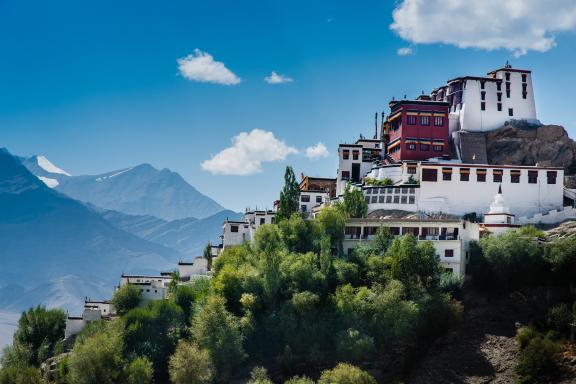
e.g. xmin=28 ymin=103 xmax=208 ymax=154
xmin=484 ymin=121 xmax=576 ymax=174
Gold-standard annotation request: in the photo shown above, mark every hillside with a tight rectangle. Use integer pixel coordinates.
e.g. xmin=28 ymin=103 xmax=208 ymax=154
xmin=0 ymin=149 xmax=180 ymax=311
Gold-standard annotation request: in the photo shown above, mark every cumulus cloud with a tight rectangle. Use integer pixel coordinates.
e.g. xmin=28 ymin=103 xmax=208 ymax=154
xmin=201 ymin=129 xmax=298 ymax=175
xmin=305 ymin=143 xmax=330 ymax=159
xmin=397 ymin=47 xmax=414 ymax=56
xmin=391 ymin=0 xmax=576 ymax=56
xmin=177 ymin=49 xmax=241 ymax=85
xmin=264 ymin=71 xmax=293 ymax=84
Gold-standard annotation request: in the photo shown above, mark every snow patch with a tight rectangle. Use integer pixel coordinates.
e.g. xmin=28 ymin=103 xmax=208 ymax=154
xmin=36 ymin=155 xmax=71 ymax=176
xmin=38 ymin=176 xmax=59 ymax=188
xmin=95 ymin=168 xmax=133 ymax=182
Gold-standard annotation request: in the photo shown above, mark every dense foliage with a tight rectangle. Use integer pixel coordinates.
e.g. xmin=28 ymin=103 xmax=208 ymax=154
xmin=277 ymin=166 xmax=300 ymax=221
xmin=111 ymin=284 xmax=142 ymax=315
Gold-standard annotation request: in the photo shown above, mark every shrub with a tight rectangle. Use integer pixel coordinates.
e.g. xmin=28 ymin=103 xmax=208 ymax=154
xmin=516 ymin=326 xmax=538 ymax=350
xmin=517 ymin=334 xmax=562 ymax=384
xmin=125 ymin=357 xmax=153 ymax=384
xmin=247 ymin=366 xmax=273 ymax=384
xmin=318 ymin=363 xmax=377 ymax=384
xmin=547 ymin=303 xmax=573 ymax=336
xmin=336 ymin=328 xmax=375 ymax=362
xmin=284 ymin=376 xmax=315 ymax=384
xmin=111 ymin=284 xmax=142 ymax=315
xmin=169 ymin=341 xmax=213 ymax=384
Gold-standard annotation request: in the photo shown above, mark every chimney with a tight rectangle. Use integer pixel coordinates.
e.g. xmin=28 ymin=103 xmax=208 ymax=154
xmin=374 ymin=112 xmax=378 ymax=139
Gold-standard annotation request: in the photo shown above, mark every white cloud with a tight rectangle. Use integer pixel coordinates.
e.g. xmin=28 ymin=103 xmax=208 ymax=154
xmin=397 ymin=47 xmax=414 ymax=56
xmin=264 ymin=71 xmax=293 ymax=84
xmin=177 ymin=49 xmax=241 ymax=85
xmin=391 ymin=0 xmax=576 ymax=56
xmin=305 ymin=143 xmax=330 ymax=159
xmin=201 ymin=129 xmax=298 ymax=175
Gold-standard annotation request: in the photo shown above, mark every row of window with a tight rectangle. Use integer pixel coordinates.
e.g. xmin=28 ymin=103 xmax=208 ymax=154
xmin=422 ymin=168 xmax=557 ymax=184
xmin=406 ymin=115 xmax=445 ymax=126
xmin=342 ymin=149 xmax=359 ymax=160
xmin=365 ymin=195 xmax=416 ymax=205
xmin=301 ymin=194 xmax=323 ymax=203
xmin=365 ymin=187 xmax=416 ymax=195
xmin=406 ymin=143 xmax=444 ymax=152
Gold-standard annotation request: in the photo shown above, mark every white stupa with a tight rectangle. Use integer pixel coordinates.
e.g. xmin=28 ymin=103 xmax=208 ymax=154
xmin=482 ymin=185 xmax=519 ymax=235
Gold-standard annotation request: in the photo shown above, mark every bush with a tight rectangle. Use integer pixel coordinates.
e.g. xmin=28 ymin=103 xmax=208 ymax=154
xmin=547 ymin=303 xmax=573 ymax=336
xmin=318 ymin=363 xmax=377 ymax=384
xmin=517 ymin=334 xmax=562 ymax=383
xmin=247 ymin=366 xmax=273 ymax=384
xmin=516 ymin=326 xmax=538 ymax=350
xmin=125 ymin=357 xmax=153 ymax=384
xmin=169 ymin=341 xmax=213 ymax=384
xmin=284 ymin=376 xmax=315 ymax=384
xmin=0 ymin=365 xmax=42 ymax=384
xmin=336 ymin=328 xmax=375 ymax=362
xmin=111 ymin=284 xmax=142 ymax=315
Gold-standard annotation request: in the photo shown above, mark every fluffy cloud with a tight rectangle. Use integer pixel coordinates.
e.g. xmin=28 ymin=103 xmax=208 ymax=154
xmin=391 ymin=0 xmax=576 ymax=56
xmin=397 ymin=47 xmax=413 ymax=56
xmin=201 ymin=129 xmax=298 ymax=175
xmin=264 ymin=71 xmax=293 ymax=84
xmin=178 ymin=49 xmax=241 ymax=85
xmin=305 ymin=143 xmax=330 ymax=159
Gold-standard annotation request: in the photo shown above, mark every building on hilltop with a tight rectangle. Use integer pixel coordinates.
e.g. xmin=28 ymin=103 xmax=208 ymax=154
xmin=299 ymin=175 xmax=336 ymax=216
xmin=221 ymin=210 xmax=276 ymax=249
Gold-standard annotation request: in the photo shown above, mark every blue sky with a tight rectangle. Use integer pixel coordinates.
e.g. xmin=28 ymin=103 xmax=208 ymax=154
xmin=2 ymin=0 xmax=576 ymax=211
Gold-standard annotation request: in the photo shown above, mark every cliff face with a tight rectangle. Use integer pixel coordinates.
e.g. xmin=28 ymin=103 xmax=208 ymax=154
xmin=485 ymin=122 xmax=576 ymax=175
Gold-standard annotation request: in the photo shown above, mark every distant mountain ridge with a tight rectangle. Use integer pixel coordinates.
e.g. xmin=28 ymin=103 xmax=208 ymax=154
xmin=20 ymin=157 xmax=224 ymax=221
xmin=0 ymin=149 xmax=180 ymax=311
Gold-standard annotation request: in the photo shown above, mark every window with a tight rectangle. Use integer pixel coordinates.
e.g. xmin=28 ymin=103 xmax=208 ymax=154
xmin=434 ymin=116 xmax=444 ymax=126
xmin=506 ymin=82 xmax=511 ymax=90
xmin=385 ymin=196 xmax=392 ymax=203
xmin=511 ymin=170 xmax=521 ymax=183
xmin=547 ymin=171 xmax=557 ymax=184
xmin=364 ymin=196 xmax=370 ymax=204
xmin=300 ymin=194 xmax=310 ymax=202
xmin=343 ymin=149 xmax=349 ymax=160
xmin=406 ymin=143 xmax=416 ymax=150
xmin=316 ymin=196 xmax=323 ymax=203
xmin=271 ymin=217 xmax=276 ymax=224
xmin=420 ymin=144 xmax=430 ymax=151
xmin=522 ymin=83 xmax=527 ymax=92
xmin=408 ymin=196 xmax=415 ymax=204
xmin=378 ymin=195 xmax=385 ymax=203
xmin=481 ymin=91 xmax=486 ymax=100
xmin=528 ymin=170 xmax=538 ymax=184
xmin=402 ymin=188 xmax=408 ymax=194
xmin=407 ymin=166 xmax=417 ymax=174
xmin=460 ymin=168 xmax=470 ymax=181
xmin=420 ymin=116 xmax=430 ymax=126
xmin=393 ymin=196 xmax=400 ymax=204
xmin=371 ymin=196 xmax=377 ymax=204
xmin=422 ymin=168 xmax=438 ymax=182
xmin=508 ymin=108 xmax=514 ymax=117
xmin=260 ymin=218 xmax=265 ymax=225
xmin=480 ymin=81 xmax=485 ymax=89
xmin=301 ymin=205 xmax=307 ymax=212
xmin=481 ymin=102 xmax=486 ymax=111
xmin=409 ymin=188 xmax=415 ymax=194
xmin=497 ymin=103 xmax=502 ymax=111
xmin=523 ymin=92 xmax=528 ymax=99
xmin=505 ymin=72 xmax=511 ymax=81
xmin=231 ymin=225 xmax=239 ymax=233
xmin=407 ymin=115 xmax=417 ymax=125
xmin=522 ymin=74 xmax=527 ymax=83
xmin=506 ymin=90 xmax=511 ymax=98
xmin=497 ymin=93 xmax=502 ymax=102
xmin=444 ymin=249 xmax=454 ymax=258
xmin=341 ymin=170 xmax=350 ymax=179
xmin=477 ymin=169 xmax=487 ymax=182
xmin=493 ymin=170 xmax=503 ymax=182
xmin=442 ymin=168 xmax=452 ymax=181
xmin=497 ymin=82 xmax=502 ymax=91
xmin=352 ymin=150 xmax=359 ymax=160
xmin=433 ymin=145 xmax=443 ymax=152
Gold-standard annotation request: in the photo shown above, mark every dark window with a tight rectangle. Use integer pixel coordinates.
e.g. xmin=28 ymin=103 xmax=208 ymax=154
xmin=393 ymin=196 xmax=400 ymax=204
xmin=420 ymin=116 xmax=430 ymax=126
xmin=407 ymin=166 xmax=417 ymax=174
xmin=481 ymin=102 xmax=486 ymax=111
xmin=364 ymin=196 xmax=370 ymax=204
xmin=408 ymin=196 xmax=415 ymax=204
xmin=445 ymin=249 xmax=454 ymax=258
xmin=497 ymin=93 xmax=502 ymax=101
xmin=508 ymin=108 xmax=514 ymax=116
xmin=511 ymin=171 xmax=521 ymax=183
xmin=528 ymin=170 xmax=538 ymax=184
xmin=406 ymin=143 xmax=416 ymax=150
xmin=434 ymin=116 xmax=444 ymax=126
xmin=422 ymin=168 xmax=438 ymax=182
xmin=341 ymin=170 xmax=350 ymax=179
xmin=460 ymin=169 xmax=470 ymax=181
xmin=522 ymin=74 xmax=527 ymax=82
xmin=442 ymin=168 xmax=452 ymax=181
xmin=480 ymin=81 xmax=485 ymax=89
xmin=497 ymin=103 xmax=502 ymax=111
xmin=433 ymin=145 xmax=443 ymax=152
xmin=300 ymin=195 xmax=310 ymax=202
xmin=316 ymin=196 xmax=322 ymax=203
xmin=477 ymin=170 xmax=486 ymax=182
xmin=493 ymin=170 xmax=503 ymax=182
xmin=522 ymin=83 xmax=527 ymax=92
xmin=401 ymin=196 xmax=407 ymax=204
xmin=260 ymin=218 xmax=265 ymax=225
xmin=505 ymin=72 xmax=511 ymax=81
xmin=506 ymin=90 xmax=511 ymax=98
xmin=407 ymin=115 xmax=417 ymax=125
xmin=506 ymin=82 xmax=511 ymax=90
xmin=420 ymin=144 xmax=430 ymax=151
xmin=481 ymin=91 xmax=486 ymax=100
xmin=523 ymin=92 xmax=527 ymax=99
xmin=371 ymin=196 xmax=377 ymax=204
xmin=343 ymin=150 xmax=349 ymax=160
xmin=385 ymin=196 xmax=392 ymax=203
xmin=378 ymin=195 xmax=384 ymax=203
xmin=497 ymin=82 xmax=502 ymax=91
xmin=547 ymin=171 xmax=557 ymax=184
xmin=352 ymin=150 xmax=359 ymax=160
xmin=231 ymin=225 xmax=239 ymax=233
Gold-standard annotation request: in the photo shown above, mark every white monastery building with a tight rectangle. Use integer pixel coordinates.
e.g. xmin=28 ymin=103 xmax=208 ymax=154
xmin=221 ymin=210 xmax=276 ymax=249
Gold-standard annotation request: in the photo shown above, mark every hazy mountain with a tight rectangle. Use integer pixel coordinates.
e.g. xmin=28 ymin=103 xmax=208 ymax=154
xmin=18 ymin=154 xmax=71 ymax=188
xmin=0 ymin=149 xmax=180 ymax=311
xmin=101 ymin=209 xmax=242 ymax=258
xmin=51 ymin=163 xmax=224 ymax=221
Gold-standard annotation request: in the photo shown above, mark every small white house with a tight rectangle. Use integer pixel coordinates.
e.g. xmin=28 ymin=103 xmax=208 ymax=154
xmin=222 ymin=210 xmax=276 ymax=249
xmin=178 ymin=257 xmax=210 ymax=282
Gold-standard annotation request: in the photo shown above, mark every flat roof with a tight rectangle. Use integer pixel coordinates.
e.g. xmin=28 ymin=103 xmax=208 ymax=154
xmin=121 ymin=274 xmax=172 ymax=279
xmin=447 ymin=76 xmax=502 ymax=83
xmin=390 ymin=100 xmax=449 ymax=107
xmin=421 ymin=162 xmax=563 ymax=171
xmin=347 ymin=217 xmax=462 ymax=224
xmin=488 ymin=67 xmax=531 ymax=75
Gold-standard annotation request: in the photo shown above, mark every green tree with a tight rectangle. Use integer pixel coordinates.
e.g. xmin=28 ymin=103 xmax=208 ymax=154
xmin=67 ymin=324 xmax=124 ymax=384
xmin=0 ymin=365 xmax=42 ymax=384
xmin=111 ymin=284 xmax=142 ymax=315
xmin=284 ymin=376 xmax=315 ymax=384
xmin=318 ymin=363 xmax=377 ymax=384
xmin=122 ymin=300 xmax=184 ymax=381
xmin=191 ymin=296 xmax=246 ymax=382
xmin=277 ymin=166 xmax=301 ymax=222
xmin=279 ymin=213 xmax=319 ymax=253
xmin=254 ymin=225 xmax=284 ymax=306
xmin=315 ymin=206 xmax=346 ymax=255
xmin=12 ymin=306 xmax=65 ymax=366
xmin=339 ymin=183 xmax=368 ymax=218
xmin=247 ymin=366 xmax=273 ymax=384
xmin=203 ymin=242 xmax=214 ymax=271
xmin=169 ymin=341 xmax=214 ymax=384
xmin=125 ymin=357 xmax=153 ymax=384
xmin=371 ymin=227 xmax=394 ymax=256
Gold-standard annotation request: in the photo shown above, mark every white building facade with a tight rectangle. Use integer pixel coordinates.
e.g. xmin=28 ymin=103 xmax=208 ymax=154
xmin=222 ymin=210 xmax=276 ymax=249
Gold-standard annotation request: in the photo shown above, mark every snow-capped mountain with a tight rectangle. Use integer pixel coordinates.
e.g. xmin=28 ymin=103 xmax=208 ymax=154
xmin=20 ymin=158 xmax=225 ymax=221
xmin=0 ymin=149 xmax=179 ymax=311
